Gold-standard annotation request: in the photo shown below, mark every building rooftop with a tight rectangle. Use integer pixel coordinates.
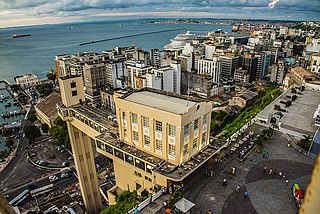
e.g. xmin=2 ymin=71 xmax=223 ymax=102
xmin=291 ymin=67 xmax=314 ymax=78
xmin=123 ymin=90 xmax=197 ymax=115
xmin=35 ymin=92 xmax=61 ymax=119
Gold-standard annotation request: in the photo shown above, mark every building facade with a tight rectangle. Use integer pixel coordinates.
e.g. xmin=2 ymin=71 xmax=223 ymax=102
xmin=15 ymin=74 xmax=39 ymax=87
xmin=197 ymin=57 xmax=220 ymax=84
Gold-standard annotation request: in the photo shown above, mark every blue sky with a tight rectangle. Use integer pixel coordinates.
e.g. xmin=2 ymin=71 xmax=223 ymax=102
xmin=0 ymin=0 xmax=319 ymax=28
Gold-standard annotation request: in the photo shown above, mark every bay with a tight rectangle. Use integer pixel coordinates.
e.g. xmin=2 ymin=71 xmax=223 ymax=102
xmin=0 ymin=19 xmax=232 ymax=83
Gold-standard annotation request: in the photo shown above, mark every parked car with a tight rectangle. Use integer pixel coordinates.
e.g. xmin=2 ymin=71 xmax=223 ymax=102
xmin=61 ymin=173 xmax=69 ymax=178
xmin=49 ymin=175 xmax=58 ymax=182
xmin=61 ymin=162 xmax=69 ymax=167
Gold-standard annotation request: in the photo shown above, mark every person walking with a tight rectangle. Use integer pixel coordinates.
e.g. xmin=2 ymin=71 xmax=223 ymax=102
xmin=236 ymin=185 xmax=240 ymax=192
xmin=273 ymin=168 xmax=277 ymax=176
xmin=222 ymin=178 xmax=227 ymax=186
xmin=263 ymin=165 xmax=267 ymax=174
xmin=279 ymin=171 xmax=282 ymax=178
xmin=269 ymin=168 xmax=273 ymax=175
xmin=244 ymin=191 xmax=249 ymax=199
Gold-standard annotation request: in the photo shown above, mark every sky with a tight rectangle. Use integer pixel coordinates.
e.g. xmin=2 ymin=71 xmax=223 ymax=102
xmin=0 ymin=0 xmax=319 ymax=28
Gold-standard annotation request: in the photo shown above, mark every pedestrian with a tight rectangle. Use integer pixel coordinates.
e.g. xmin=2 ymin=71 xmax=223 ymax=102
xmin=163 ymin=200 xmax=167 ymax=207
xmin=283 ymin=173 xmax=286 ymax=179
xmin=208 ymin=210 xmax=213 ymax=214
xmin=263 ymin=165 xmax=267 ymax=174
xmin=279 ymin=171 xmax=282 ymax=178
xmin=236 ymin=185 xmax=240 ymax=192
xmin=244 ymin=191 xmax=249 ymax=198
xmin=273 ymin=168 xmax=277 ymax=176
xmin=223 ymin=178 xmax=227 ymax=186
xmin=266 ymin=152 xmax=269 ymax=158
xmin=269 ymin=168 xmax=273 ymax=175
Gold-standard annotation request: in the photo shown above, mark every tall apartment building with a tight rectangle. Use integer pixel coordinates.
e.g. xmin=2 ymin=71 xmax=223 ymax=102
xmin=234 ymin=68 xmax=250 ymax=83
xmin=219 ymin=54 xmax=242 ymax=80
xmin=58 ymin=78 xmax=215 ymax=212
xmin=150 ymin=49 xmax=175 ymax=68
xmin=242 ymin=54 xmax=258 ymax=82
xmin=197 ymin=57 xmax=220 ymax=84
xmin=126 ymin=61 xmax=153 ymax=88
xmin=83 ymin=63 xmax=108 ymax=103
xmin=146 ymin=61 xmax=181 ymax=94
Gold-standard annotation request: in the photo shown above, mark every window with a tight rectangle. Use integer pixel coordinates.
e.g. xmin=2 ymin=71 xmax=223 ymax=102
xmin=143 ymin=117 xmax=149 ymax=128
xmin=193 ymin=138 xmax=198 ymax=150
xmin=132 ymin=113 xmax=138 ymax=124
xmin=145 ymin=176 xmax=152 ymax=182
xmin=156 ymin=139 xmax=162 ymax=151
xmin=122 ymin=112 xmax=126 ymax=120
xmin=156 ymin=121 xmax=162 ymax=132
xmin=72 ymin=90 xmax=78 ymax=96
xmin=184 ymin=124 xmax=190 ymax=136
xmin=202 ymin=132 xmax=206 ymax=145
xmin=135 ymin=159 xmax=145 ymax=170
xmin=168 ymin=124 xmax=176 ymax=137
xmin=134 ymin=171 xmax=142 ymax=177
xmin=124 ymin=129 xmax=128 ymax=138
xmin=133 ymin=131 xmax=139 ymax=142
xmin=144 ymin=135 xmax=150 ymax=147
xmin=146 ymin=164 xmax=153 ymax=174
xmin=203 ymin=114 xmax=207 ymax=124
xmin=168 ymin=144 xmax=175 ymax=156
xmin=114 ymin=149 xmax=124 ymax=159
xmin=183 ymin=144 xmax=189 ymax=156
xmin=70 ymin=82 xmax=76 ymax=88
xmin=194 ymin=119 xmax=199 ymax=130
xmin=125 ymin=154 xmax=134 ymax=165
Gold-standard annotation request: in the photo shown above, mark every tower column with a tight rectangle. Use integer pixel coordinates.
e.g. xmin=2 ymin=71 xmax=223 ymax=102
xmin=67 ymin=122 xmax=103 ymax=213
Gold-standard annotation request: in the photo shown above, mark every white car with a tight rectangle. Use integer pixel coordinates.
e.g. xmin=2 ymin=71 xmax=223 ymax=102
xmin=61 ymin=173 xmax=69 ymax=178
xmin=49 ymin=175 xmax=58 ymax=182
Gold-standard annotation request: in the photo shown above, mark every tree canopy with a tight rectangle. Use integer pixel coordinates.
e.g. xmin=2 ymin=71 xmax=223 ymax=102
xmin=24 ymin=125 xmax=41 ymax=142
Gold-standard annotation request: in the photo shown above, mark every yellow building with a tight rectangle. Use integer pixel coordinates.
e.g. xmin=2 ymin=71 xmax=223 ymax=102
xmin=299 ymin=155 xmax=320 ymax=214
xmin=35 ymin=92 xmax=61 ymax=127
xmin=58 ymin=76 xmax=219 ymax=212
xmin=0 ymin=194 xmax=15 ymax=214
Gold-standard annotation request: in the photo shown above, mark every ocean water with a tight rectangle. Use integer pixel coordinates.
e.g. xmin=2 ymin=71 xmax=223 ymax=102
xmin=0 ymin=19 xmax=232 ymax=83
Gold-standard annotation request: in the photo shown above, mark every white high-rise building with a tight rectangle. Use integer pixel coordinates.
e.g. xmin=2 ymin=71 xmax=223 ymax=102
xmin=197 ymin=57 xmax=220 ymax=83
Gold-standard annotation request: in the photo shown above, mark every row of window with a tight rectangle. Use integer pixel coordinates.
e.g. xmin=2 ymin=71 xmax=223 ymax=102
xmin=73 ymin=111 xmax=106 ymax=133
xmin=97 ymin=140 xmax=154 ymax=174
xmin=124 ymin=112 xmax=178 ymax=136
xmin=130 ymin=131 xmax=207 ymax=157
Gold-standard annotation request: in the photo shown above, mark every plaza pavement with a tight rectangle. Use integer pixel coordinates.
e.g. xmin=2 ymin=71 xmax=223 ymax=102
xmin=188 ymin=125 xmax=315 ymax=214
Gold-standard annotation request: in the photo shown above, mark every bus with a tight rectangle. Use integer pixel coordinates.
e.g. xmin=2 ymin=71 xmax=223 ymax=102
xmin=30 ymin=184 xmax=54 ymax=197
xmin=9 ymin=189 xmax=29 ymax=206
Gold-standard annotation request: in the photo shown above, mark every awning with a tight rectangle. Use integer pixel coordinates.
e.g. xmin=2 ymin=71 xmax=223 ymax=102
xmin=174 ymin=198 xmax=195 ymax=213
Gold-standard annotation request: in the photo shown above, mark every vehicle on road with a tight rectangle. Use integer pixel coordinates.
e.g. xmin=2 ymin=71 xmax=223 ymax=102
xmin=36 ymin=160 xmax=45 ymax=165
xmin=9 ymin=189 xmax=29 ymax=206
xmin=49 ymin=175 xmax=58 ymax=182
xmin=61 ymin=173 xmax=69 ymax=178
xmin=30 ymin=184 xmax=54 ymax=197
xmin=61 ymin=162 xmax=69 ymax=167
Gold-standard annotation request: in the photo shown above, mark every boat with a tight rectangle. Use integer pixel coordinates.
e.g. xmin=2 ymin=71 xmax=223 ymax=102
xmin=164 ymin=31 xmax=197 ymax=51
xmin=13 ymin=101 xmax=19 ymax=106
xmin=68 ymin=27 xmax=74 ymax=29
xmin=118 ymin=25 xmax=122 ymax=27
xmin=0 ymin=99 xmax=3 ymax=102
xmin=12 ymin=34 xmax=31 ymax=38
xmin=4 ymin=103 xmax=11 ymax=108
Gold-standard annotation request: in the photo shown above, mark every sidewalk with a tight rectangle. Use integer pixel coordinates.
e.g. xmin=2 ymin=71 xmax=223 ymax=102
xmin=0 ymin=138 xmax=19 ymax=173
xmin=140 ymin=194 xmax=168 ymax=214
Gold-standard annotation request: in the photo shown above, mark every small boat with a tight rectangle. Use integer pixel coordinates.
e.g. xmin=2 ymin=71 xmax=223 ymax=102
xmin=13 ymin=101 xmax=19 ymax=106
xmin=118 ymin=25 xmax=122 ymax=27
xmin=68 ymin=27 xmax=74 ymax=29
xmin=12 ymin=34 xmax=31 ymax=38
xmin=4 ymin=103 xmax=11 ymax=108
xmin=0 ymin=99 xmax=3 ymax=102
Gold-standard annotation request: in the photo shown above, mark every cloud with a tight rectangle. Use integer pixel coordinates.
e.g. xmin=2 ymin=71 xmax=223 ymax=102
xmin=0 ymin=0 xmax=319 ymax=27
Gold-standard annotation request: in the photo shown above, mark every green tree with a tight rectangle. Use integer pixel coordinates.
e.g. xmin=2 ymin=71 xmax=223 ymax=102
xmin=27 ymin=113 xmax=37 ymax=122
xmin=47 ymin=68 xmax=57 ymax=81
xmin=10 ymin=84 xmax=21 ymax=92
xmin=54 ymin=116 xmax=65 ymax=127
xmin=5 ymin=140 xmax=14 ymax=151
xmin=297 ymin=135 xmax=312 ymax=151
xmin=24 ymin=125 xmax=41 ymax=142
xmin=41 ymin=123 xmax=49 ymax=134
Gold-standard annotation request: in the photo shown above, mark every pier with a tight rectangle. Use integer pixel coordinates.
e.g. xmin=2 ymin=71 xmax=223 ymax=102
xmin=79 ymin=28 xmax=185 ymax=46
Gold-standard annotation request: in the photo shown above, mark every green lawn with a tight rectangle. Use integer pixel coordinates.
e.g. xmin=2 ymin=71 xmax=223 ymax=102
xmin=216 ymin=87 xmax=282 ymax=139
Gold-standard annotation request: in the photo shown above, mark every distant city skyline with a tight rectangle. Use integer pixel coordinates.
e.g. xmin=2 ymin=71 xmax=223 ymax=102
xmin=0 ymin=0 xmax=319 ymax=28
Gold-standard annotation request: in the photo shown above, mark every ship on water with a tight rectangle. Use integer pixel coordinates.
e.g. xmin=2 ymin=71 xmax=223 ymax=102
xmin=163 ymin=31 xmax=208 ymax=51
xmin=12 ymin=34 xmax=31 ymax=38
